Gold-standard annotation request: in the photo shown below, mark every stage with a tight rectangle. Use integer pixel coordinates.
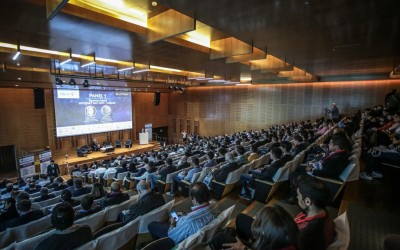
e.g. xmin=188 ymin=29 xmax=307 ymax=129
xmin=51 ymin=142 xmax=159 ymax=175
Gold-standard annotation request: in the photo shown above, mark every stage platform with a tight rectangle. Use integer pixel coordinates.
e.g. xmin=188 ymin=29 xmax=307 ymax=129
xmin=52 ymin=142 xmax=159 ymax=175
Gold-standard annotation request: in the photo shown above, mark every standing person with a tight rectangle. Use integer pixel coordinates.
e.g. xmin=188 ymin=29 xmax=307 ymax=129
xmin=47 ymin=160 xmax=60 ymax=178
xmin=326 ymin=103 xmax=340 ymax=123
xmin=182 ymin=131 xmax=187 ymax=143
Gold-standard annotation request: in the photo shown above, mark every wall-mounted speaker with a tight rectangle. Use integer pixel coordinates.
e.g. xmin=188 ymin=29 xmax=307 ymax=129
xmin=154 ymin=92 xmax=160 ymax=106
xmin=33 ymin=88 xmax=45 ymax=109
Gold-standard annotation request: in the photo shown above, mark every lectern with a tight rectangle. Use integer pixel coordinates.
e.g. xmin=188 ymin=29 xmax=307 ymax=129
xmin=139 ymin=132 xmax=149 ymax=145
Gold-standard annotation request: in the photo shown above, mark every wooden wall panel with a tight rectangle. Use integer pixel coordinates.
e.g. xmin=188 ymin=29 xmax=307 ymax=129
xmin=133 ymin=92 xmax=169 ymax=135
xmin=168 ymin=80 xmax=400 ymax=137
xmin=0 ymin=88 xmax=48 ymax=154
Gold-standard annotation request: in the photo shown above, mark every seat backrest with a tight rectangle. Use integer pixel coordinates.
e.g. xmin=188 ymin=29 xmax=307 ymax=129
xmin=72 ymin=171 xmax=82 ymax=177
xmin=191 ymin=171 xmax=202 ymax=183
xmin=175 ymin=230 xmax=203 ymax=250
xmin=75 ymin=209 xmax=107 ymax=232
xmin=14 ymin=229 xmax=56 ymax=250
xmin=142 ymin=237 xmax=176 ymax=250
xmin=241 ymin=162 xmax=252 ymax=174
xmin=165 ymin=170 xmax=179 ymax=183
xmin=327 ymin=212 xmax=350 ymax=250
xmin=36 ymin=196 xmax=60 ymax=208
xmin=272 ymin=165 xmax=291 ymax=182
xmin=105 ymin=195 xmax=139 ymax=222
xmin=13 ymin=214 xmax=52 ymax=242
xmin=225 ymin=167 xmax=244 ymax=184
xmin=105 ymin=171 xmax=115 ymax=179
xmin=201 ymin=205 xmax=235 ymax=242
xmin=87 ymin=216 xmax=141 ymax=250
xmin=116 ymin=172 xmax=128 ymax=180
xmin=339 ymin=162 xmax=356 ymax=182
xmin=138 ymin=200 xmax=174 ymax=233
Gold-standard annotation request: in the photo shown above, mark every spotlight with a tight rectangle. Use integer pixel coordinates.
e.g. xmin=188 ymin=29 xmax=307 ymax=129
xmin=168 ymin=86 xmax=173 ymax=89
xmin=83 ymin=79 xmax=89 ymax=88
xmin=69 ymin=79 xmax=76 ymax=86
xmin=55 ymin=77 xmax=63 ymax=86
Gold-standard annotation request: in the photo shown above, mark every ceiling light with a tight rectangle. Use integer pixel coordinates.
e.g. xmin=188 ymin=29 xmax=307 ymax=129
xmin=150 ymin=65 xmax=181 ymax=72
xmin=118 ymin=66 xmax=135 ymax=72
xmin=208 ymin=79 xmax=225 ymax=83
xmin=81 ymin=61 xmax=95 ymax=68
xmin=132 ymin=69 xmax=150 ymax=74
xmin=83 ymin=80 xmax=90 ymax=88
xmin=16 ymin=63 xmax=20 ymax=66
xmin=13 ymin=41 xmax=21 ymax=61
xmin=15 ymin=85 xmax=19 ymax=87
xmin=152 ymin=1 xmax=158 ymax=7
xmin=60 ymin=58 xmax=72 ymax=66
xmin=69 ymin=79 xmax=76 ymax=86
xmin=17 ymin=77 xmax=21 ymax=81
xmin=236 ymin=83 xmax=251 ymax=86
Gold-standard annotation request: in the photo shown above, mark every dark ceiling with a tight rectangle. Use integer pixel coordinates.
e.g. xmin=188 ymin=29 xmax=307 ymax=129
xmin=0 ymin=0 xmax=399 ymax=89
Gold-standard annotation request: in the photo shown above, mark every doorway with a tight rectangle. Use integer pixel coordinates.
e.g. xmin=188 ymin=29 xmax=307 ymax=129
xmin=0 ymin=145 xmax=17 ymax=178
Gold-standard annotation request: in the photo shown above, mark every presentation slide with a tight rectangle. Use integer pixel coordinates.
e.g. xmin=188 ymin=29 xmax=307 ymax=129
xmin=53 ymin=85 xmax=133 ymax=137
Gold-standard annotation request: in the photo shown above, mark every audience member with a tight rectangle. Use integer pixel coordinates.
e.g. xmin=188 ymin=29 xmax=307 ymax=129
xmin=34 ymin=203 xmax=92 ymax=250
xmin=0 ymin=199 xmax=44 ymax=231
xmin=47 ymin=160 xmax=60 ymax=178
xmin=74 ymin=194 xmax=102 ymax=220
xmin=33 ymin=187 xmax=56 ymax=202
xmin=60 ymin=189 xmax=81 ymax=207
xmin=218 ymin=205 xmax=299 ymax=250
xmin=148 ymin=183 xmax=215 ymax=244
xmin=72 ymin=178 xmax=91 ymax=197
xmin=101 ymin=182 xmax=129 ymax=208
xmin=91 ymin=182 xmax=107 ymax=200
xmin=120 ymin=180 xmax=165 ymax=222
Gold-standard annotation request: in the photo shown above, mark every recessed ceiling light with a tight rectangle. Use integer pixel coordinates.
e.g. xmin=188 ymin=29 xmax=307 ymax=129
xmin=16 ymin=63 xmax=20 ymax=66
xmin=151 ymin=1 xmax=157 ymax=7
xmin=17 ymin=77 xmax=21 ymax=80
xmin=97 ymin=82 xmax=100 ymax=85
xmin=15 ymin=84 xmax=19 ymax=87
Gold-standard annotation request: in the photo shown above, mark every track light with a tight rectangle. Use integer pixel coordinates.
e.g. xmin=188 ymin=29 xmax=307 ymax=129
xmin=81 ymin=61 xmax=95 ymax=68
xmin=81 ymin=53 xmax=96 ymax=68
xmin=13 ymin=41 xmax=21 ymax=61
xmin=55 ymin=77 xmax=63 ymax=86
xmin=60 ymin=50 xmax=72 ymax=66
xmin=69 ymin=79 xmax=76 ymax=86
xmin=83 ymin=79 xmax=89 ymax=88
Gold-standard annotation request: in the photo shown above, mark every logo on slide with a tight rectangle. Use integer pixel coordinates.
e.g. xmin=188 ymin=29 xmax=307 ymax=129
xmin=85 ymin=106 xmax=97 ymax=117
xmin=101 ymin=105 xmax=112 ymax=116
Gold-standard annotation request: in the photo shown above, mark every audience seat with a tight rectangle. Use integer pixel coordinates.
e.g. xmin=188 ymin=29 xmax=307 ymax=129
xmin=35 ymin=196 xmax=59 ymax=208
xmin=75 ymin=209 xmax=107 ymax=233
xmin=211 ymin=165 xmax=245 ymax=200
xmin=157 ymin=171 xmax=175 ymax=194
xmin=253 ymin=163 xmax=291 ymax=203
xmin=314 ymin=161 xmax=356 ymax=204
xmin=76 ymin=216 xmax=141 ymax=250
xmin=142 ymin=237 xmax=175 ymax=250
xmin=252 ymin=154 xmax=270 ymax=169
xmin=139 ymin=200 xmax=174 ymax=234
xmin=173 ymin=205 xmax=235 ymax=250
xmin=327 ymin=212 xmax=350 ymax=250
xmin=0 ymin=214 xmax=52 ymax=248
xmin=113 ymin=172 xmax=128 ymax=186
xmin=105 ymin=195 xmax=139 ymax=223
xmin=14 ymin=228 xmax=55 ymax=250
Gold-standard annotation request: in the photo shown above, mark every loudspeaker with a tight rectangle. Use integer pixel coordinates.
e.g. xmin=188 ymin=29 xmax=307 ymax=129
xmin=33 ymin=88 xmax=45 ymax=109
xmin=153 ymin=92 xmax=160 ymax=106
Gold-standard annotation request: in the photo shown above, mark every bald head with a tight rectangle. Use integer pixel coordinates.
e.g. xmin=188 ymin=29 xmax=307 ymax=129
xmin=110 ymin=182 xmax=121 ymax=192
xmin=137 ymin=180 xmax=150 ymax=193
